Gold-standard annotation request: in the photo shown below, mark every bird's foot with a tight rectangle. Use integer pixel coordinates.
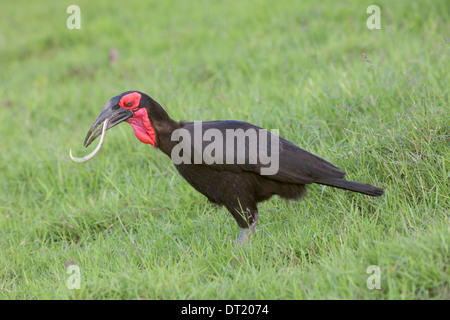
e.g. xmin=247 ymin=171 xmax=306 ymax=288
xmin=236 ymin=220 xmax=258 ymax=246
xmin=237 ymin=228 xmax=254 ymax=245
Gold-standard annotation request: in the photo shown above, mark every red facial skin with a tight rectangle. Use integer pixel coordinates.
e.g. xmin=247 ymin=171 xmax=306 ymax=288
xmin=119 ymin=92 xmax=157 ymax=146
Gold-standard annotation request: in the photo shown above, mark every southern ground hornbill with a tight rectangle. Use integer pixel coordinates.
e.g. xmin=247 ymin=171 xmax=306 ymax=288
xmin=74 ymin=91 xmax=384 ymax=243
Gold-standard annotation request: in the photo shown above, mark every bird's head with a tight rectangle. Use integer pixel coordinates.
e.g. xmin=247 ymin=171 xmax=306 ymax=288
xmin=84 ymin=91 xmax=157 ymax=148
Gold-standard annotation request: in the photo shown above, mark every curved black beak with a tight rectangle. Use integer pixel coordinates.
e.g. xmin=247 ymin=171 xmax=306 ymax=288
xmin=84 ymin=95 xmax=133 ymax=147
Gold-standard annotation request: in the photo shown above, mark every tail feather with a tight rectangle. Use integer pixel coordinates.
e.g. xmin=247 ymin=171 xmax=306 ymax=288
xmin=316 ymin=178 xmax=384 ymax=197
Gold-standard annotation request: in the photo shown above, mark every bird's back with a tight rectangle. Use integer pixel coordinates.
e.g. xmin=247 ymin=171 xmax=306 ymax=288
xmin=172 ymin=120 xmax=346 ymax=184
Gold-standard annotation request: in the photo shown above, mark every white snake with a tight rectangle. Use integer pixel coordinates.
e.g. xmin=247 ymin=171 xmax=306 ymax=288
xmin=70 ymin=118 xmax=109 ymax=163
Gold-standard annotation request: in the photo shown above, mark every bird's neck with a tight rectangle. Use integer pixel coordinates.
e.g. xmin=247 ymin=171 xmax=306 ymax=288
xmin=144 ymin=103 xmax=184 ymax=156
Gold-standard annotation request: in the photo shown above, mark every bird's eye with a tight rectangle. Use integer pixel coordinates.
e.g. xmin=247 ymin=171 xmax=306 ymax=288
xmin=119 ymin=92 xmax=142 ymax=110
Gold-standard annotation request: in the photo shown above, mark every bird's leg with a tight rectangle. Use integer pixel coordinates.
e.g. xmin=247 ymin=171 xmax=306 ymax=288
xmin=237 ymin=226 xmax=255 ymax=244
xmin=237 ymin=209 xmax=258 ymax=245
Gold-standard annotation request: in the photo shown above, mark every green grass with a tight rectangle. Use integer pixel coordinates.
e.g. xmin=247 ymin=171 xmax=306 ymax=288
xmin=0 ymin=0 xmax=448 ymax=299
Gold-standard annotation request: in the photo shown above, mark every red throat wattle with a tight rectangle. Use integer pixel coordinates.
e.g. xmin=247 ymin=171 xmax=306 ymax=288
xmin=126 ymin=108 xmax=157 ymax=146
xmin=119 ymin=92 xmax=156 ymax=147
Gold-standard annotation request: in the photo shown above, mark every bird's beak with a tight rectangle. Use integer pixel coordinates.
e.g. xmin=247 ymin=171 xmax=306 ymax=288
xmin=84 ymin=95 xmax=134 ymax=147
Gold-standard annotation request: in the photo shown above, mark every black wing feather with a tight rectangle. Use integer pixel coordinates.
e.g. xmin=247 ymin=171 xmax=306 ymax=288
xmin=178 ymin=121 xmax=346 ymax=184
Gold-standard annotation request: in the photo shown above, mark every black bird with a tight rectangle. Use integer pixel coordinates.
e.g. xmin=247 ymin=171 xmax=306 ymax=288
xmin=82 ymin=91 xmax=384 ymax=243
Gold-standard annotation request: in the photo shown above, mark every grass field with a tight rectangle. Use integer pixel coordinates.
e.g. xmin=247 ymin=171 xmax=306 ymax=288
xmin=0 ymin=0 xmax=448 ymax=300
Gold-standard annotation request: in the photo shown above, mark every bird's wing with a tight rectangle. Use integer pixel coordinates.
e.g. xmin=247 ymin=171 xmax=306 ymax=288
xmin=171 ymin=120 xmax=345 ymax=184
